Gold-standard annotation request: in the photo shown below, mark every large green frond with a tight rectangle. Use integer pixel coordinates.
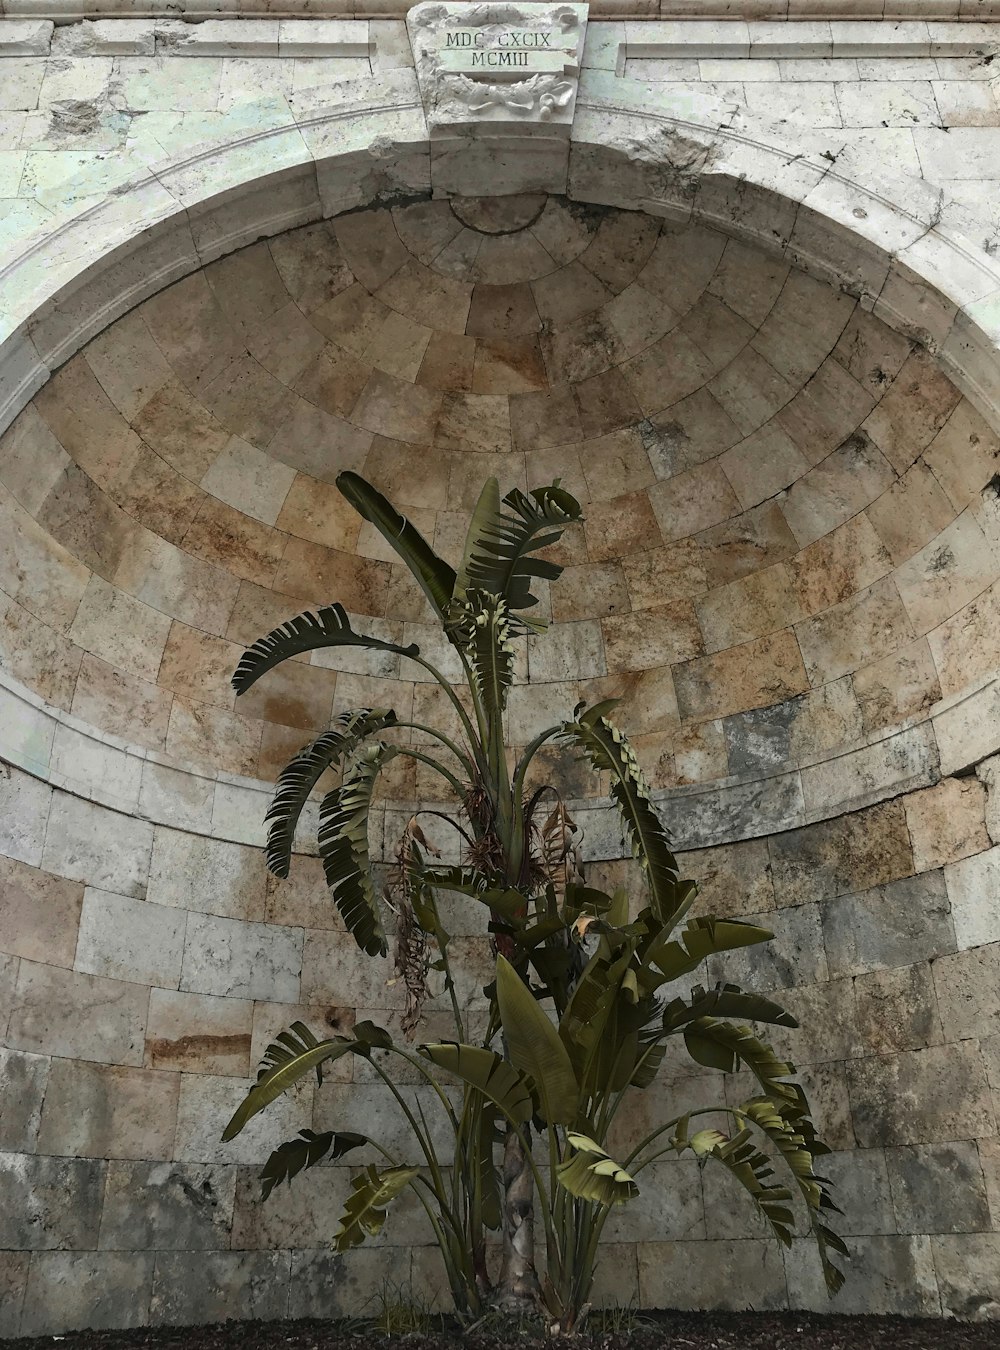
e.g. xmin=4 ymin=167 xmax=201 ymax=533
xmin=664 ymin=983 xmax=798 ymax=1031
xmin=556 ymin=1132 xmax=638 ymax=1206
xmin=318 ymin=742 xmax=392 ymax=957
xmin=264 ymin=708 xmax=398 ymax=879
xmin=455 ymin=479 xmax=582 ymax=615
xmin=260 ymin=1128 xmax=367 ymax=1201
xmin=560 ymin=705 xmax=693 ymax=928
xmin=334 ymin=1164 xmax=421 ymax=1251
xmin=233 ymin=603 xmax=418 ymax=695
xmin=337 ymin=472 xmax=456 ymax=619
xmin=677 ymin=1115 xmax=797 ymax=1248
xmin=448 ymin=590 xmax=516 ymax=721
xmin=222 ymin=1022 xmax=355 ymax=1140
xmin=418 ymin=1042 xmax=533 ymax=1125
xmin=496 ymin=954 xmax=578 ymax=1125
xmin=648 ymin=915 xmax=776 ymax=984
xmin=673 ymin=1016 xmax=800 ymax=1106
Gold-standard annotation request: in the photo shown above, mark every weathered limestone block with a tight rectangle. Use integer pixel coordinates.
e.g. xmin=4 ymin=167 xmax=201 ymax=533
xmin=848 ymin=1041 xmax=995 ymax=1147
xmin=0 ymin=1153 xmax=105 ymax=1250
xmin=20 ymin=1251 xmax=155 ymax=1336
xmin=289 ymin=1249 xmax=402 ymax=1319
xmin=944 ymin=844 xmax=1000 ymax=949
xmin=854 ymin=962 xmax=945 ymax=1055
xmin=933 ymin=942 xmax=1000 ymax=1041
xmin=785 ymin=1234 xmax=939 ymax=1315
xmin=99 ymin=1161 xmax=237 ymax=1252
xmin=0 ymin=855 xmax=83 ymax=967
xmin=149 ymin=1250 xmax=291 ymax=1326
xmin=931 ymin=1233 xmax=1000 ymax=1320
xmin=179 ymin=911 xmax=302 ymax=1002
xmin=0 ymin=769 xmax=52 ymax=869
xmin=767 ymin=978 xmax=863 ymax=1064
xmin=706 ymin=902 xmax=827 ymax=991
xmin=768 ymin=800 xmax=913 ymax=908
xmin=6 ymin=959 xmax=148 ymax=1065
xmin=173 ymin=1072 xmax=312 ymax=1166
xmin=40 ymin=792 xmax=154 ymax=900
xmin=905 ymin=775 xmax=990 ymax=871
xmin=701 ymin=1161 xmax=769 ymax=1240
xmin=313 ymin=1082 xmax=456 ymax=1165
xmin=36 ymin=1060 xmax=180 ymax=1162
xmin=819 ymin=1149 xmax=896 ymax=1237
xmin=0 ymin=1047 xmax=49 ymax=1152
xmin=822 ymin=870 xmax=956 ymax=977
xmin=638 ymin=1238 xmax=787 ymax=1311
xmin=144 ymin=987 xmax=253 ymax=1077
xmin=74 ymin=887 xmax=186 ymax=988
xmin=886 ymin=1141 xmax=991 ymax=1235
xmin=603 ymin=1160 xmax=705 ymax=1243
xmin=147 ymin=828 xmax=267 ymax=921
xmin=0 ymin=1252 xmax=28 ymax=1338
xmin=676 ymin=838 xmax=774 ymax=918
xmin=301 ymin=928 xmax=405 ymax=1009
xmin=0 ymin=953 xmax=16 ymax=1042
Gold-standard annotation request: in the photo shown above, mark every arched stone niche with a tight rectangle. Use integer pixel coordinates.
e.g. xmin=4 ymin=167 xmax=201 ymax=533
xmin=1 ymin=62 xmax=1000 ymax=1335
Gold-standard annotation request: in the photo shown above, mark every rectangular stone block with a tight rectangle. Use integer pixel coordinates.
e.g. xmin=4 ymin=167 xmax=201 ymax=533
xmin=289 ymin=1248 xmax=401 ymax=1319
xmin=36 ymin=1059 xmax=179 ymax=1162
xmin=855 ymin=962 xmax=944 ymax=1055
xmin=676 ymin=838 xmax=774 ymax=918
xmin=0 ymin=1047 xmax=49 ymax=1152
xmin=148 ymin=827 xmax=267 ymax=921
xmin=904 ymin=776 xmax=989 ymax=872
xmin=785 ymin=1233 xmax=939 ymax=1315
xmin=99 ymin=1160 xmax=236 ymax=1251
xmin=638 ymin=1237 xmax=787 ymax=1310
xmin=603 ymin=1159 xmax=705 ymax=1243
xmin=822 ymin=870 xmax=955 ymax=977
xmin=0 ymin=20 xmax=52 ymax=55
xmin=932 ymin=1233 xmax=1000 ymax=1319
xmin=767 ymin=977 xmax=863 ymax=1064
xmin=0 ymin=952 xmax=16 ymax=1041
xmin=933 ymin=943 xmax=1000 ymax=1042
xmin=769 ymin=799 xmax=913 ymax=908
xmin=138 ymin=760 xmax=215 ymax=833
xmin=848 ymin=1042 xmax=995 ymax=1147
xmin=0 ymin=1153 xmax=105 ymax=1250
xmin=800 ymin=723 xmax=938 ymax=820
xmin=820 ymin=1149 xmax=896 ymax=1237
xmin=41 ymin=793 xmax=153 ymax=899
xmin=173 ymin=1071 xmax=312 ymax=1166
xmin=180 ymin=911 xmax=301 ymax=1002
xmin=945 ymin=844 xmax=1000 ymax=949
xmin=149 ymin=1250 xmax=290 ymax=1325
xmin=0 ymin=854 xmax=82 ymax=968
xmin=21 ymin=1251 xmax=154 ymax=1335
xmin=887 ymin=1140 xmax=991 ymax=1235
xmin=75 ymin=886 xmax=186 ymax=988
xmin=706 ymin=901 xmax=827 ymax=991
xmin=251 ymin=1000 xmax=353 ymax=1082
xmin=7 ymin=959 xmax=148 ymax=1065
xmin=0 ymin=769 xmax=52 ymax=868
xmin=0 ymin=1252 xmax=28 ymax=1337
xmin=145 ymin=987 xmax=252 ymax=1076
xmin=301 ymin=928 xmax=406 ymax=1009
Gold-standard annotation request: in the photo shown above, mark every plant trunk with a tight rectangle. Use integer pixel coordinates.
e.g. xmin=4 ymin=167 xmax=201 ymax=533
xmin=496 ymin=1125 xmax=541 ymax=1312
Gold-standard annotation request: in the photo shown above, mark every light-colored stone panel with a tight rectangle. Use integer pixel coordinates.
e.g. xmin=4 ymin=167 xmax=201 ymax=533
xmin=7 ymin=958 xmax=148 ymax=1066
xmin=99 ymin=1160 xmax=236 ymax=1252
xmin=148 ymin=827 xmax=266 ymax=922
xmin=180 ymin=911 xmax=301 ymax=1002
xmin=75 ymin=887 xmax=186 ymax=989
xmin=945 ymin=844 xmax=1000 ymax=949
xmin=36 ymin=1059 xmax=179 ymax=1162
xmin=20 ymin=1251 xmax=154 ymax=1336
xmin=145 ymin=987 xmax=252 ymax=1077
xmin=0 ymin=1047 xmax=49 ymax=1153
xmin=41 ymin=793 xmax=153 ymax=899
xmin=0 ymin=855 xmax=82 ymax=967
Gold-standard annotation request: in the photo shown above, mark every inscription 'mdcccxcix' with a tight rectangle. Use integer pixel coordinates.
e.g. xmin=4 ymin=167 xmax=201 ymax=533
xmin=445 ymin=29 xmax=555 ymax=48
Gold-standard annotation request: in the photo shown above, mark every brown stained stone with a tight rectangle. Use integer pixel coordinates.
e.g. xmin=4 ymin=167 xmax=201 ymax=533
xmin=578 ymin=210 xmax=661 ymax=291
xmin=145 ymin=988 xmax=253 ymax=1076
xmin=358 ymin=510 xmax=435 ymax=565
xmin=622 ymin=540 xmax=708 ymax=610
xmin=673 ymin=718 xmax=729 ymax=782
xmin=832 ymin=306 xmax=913 ymax=397
xmin=638 ymin=224 xmax=727 ymax=316
xmin=0 ymin=404 xmax=71 ymax=518
xmin=239 ymin=661 xmax=338 ymax=731
xmin=573 ymin=366 xmax=641 ymax=439
xmin=787 ymin=679 xmax=863 ymax=763
xmin=540 ymin=311 xmax=628 ymax=386
xmin=550 ymin=562 xmax=629 ymax=622
xmin=258 ymin=721 xmax=315 ymax=783
xmin=243 ymin=302 xmax=326 ymax=388
xmin=82 ymin=308 xmax=173 ymax=424
xmin=131 ymin=379 xmax=231 ymax=484
xmin=590 ymin=664 xmax=680 ymax=737
xmin=584 ymin=490 xmax=661 ymax=562
xmin=865 ymin=458 xmax=957 ymax=568
xmin=631 ymin=731 xmax=675 ymax=789
xmin=768 ymin=800 xmax=914 ymax=908
xmin=895 ymin=511 xmax=997 ymax=637
xmin=509 ymin=384 xmax=582 ymax=452
xmin=139 ymin=272 xmax=244 ymax=398
xmin=578 ymin=426 xmax=657 ymax=500
xmin=165 ymin=699 xmax=263 ymax=777
xmin=673 ymin=630 xmax=808 ymax=723
xmin=0 ymin=596 xmax=82 ymax=712
xmin=8 ymin=959 xmax=148 ymax=1066
xmin=274 ymin=539 xmax=389 ymax=614
xmin=37 ymin=1060 xmax=179 ymax=1162
xmin=332 ymin=210 xmax=408 ymax=289
xmin=855 ymin=963 xmax=945 ymax=1056
xmin=385 ymin=564 xmax=436 ymax=623
xmin=775 ymin=355 xmax=877 ymax=471
xmin=602 ymin=601 xmax=703 ymax=673
xmin=0 ymin=491 xmax=89 ymax=634
xmin=0 ymin=857 xmax=83 ymax=967
xmin=393 ymin=199 xmax=464 ymax=261
xmin=310 ymin=284 xmax=390 ymax=355
xmin=204 ymin=242 xmax=290 ymax=333
xmin=531 ymin=261 xmax=613 ymax=327
xmin=792 ymin=513 xmax=893 ymax=616
xmin=708 ymin=346 xmax=798 ymax=436
xmin=648 ymin=462 xmax=740 ymax=543
xmin=863 ymin=348 xmax=964 ymax=475
xmin=201 ymin=354 xmax=296 ymax=449
xmin=781 ymin=431 xmax=897 ymax=550
xmin=294 ymin=342 xmax=371 ymax=420
xmin=350 ymin=369 xmax=443 ymax=446
xmin=267 ymin=399 xmax=372 ymax=486
xmin=416 ymin=332 xmax=476 ymax=392
xmin=264 ymin=855 xmax=344 ymax=930
xmin=620 ymin=330 xmax=715 ymax=417
xmin=72 ymin=653 xmax=172 ymax=750
xmin=252 ymin=1002 xmax=354 ymax=1084
xmin=466 ymin=283 xmax=540 ymax=338
xmin=377 ymin=258 xmax=473 ymax=335
xmin=677 ymin=838 xmax=774 ymax=919
xmin=362 ymin=310 xmax=434 ymax=383
xmin=434 ymin=391 xmax=511 ymax=455
xmin=157 ymin=623 xmax=242 ymax=710
xmin=182 ymin=497 xmax=287 ymax=587
xmin=696 ymin=501 xmax=799 ymax=588
xmin=225 ymin=582 xmax=311 ymax=658
xmin=853 ymin=637 xmax=942 ymax=734
xmin=848 ymin=1042 xmax=994 ymax=1148
xmin=447 ymin=451 xmax=527 ymax=512
xmin=924 ymin=398 xmax=1000 ymax=511
xmin=69 ymin=575 xmax=172 ymax=684
xmin=707 ymin=238 xmax=788 ymax=327
xmin=927 ymin=577 xmax=1000 ymax=696
xmin=795 ymin=575 xmax=916 ymax=685
xmin=33 ymin=356 xmax=143 ymax=490
xmin=108 ymin=444 xmax=205 ymax=546
xmin=603 ymin=282 xmax=678 ymax=359
xmin=680 ymin=294 xmax=756 ymax=370
xmin=695 ymin=563 xmax=802 ymax=654
xmin=37 ymin=461 xmax=138 ymax=580
xmin=268 ymin=220 xmax=354 ymax=314
xmin=719 ymin=423 xmax=809 ymax=512
xmin=524 ymin=444 xmax=589 ymax=505
xmin=276 ymin=473 xmax=363 ymax=551
xmin=472 ymin=335 xmax=548 ymax=395
xmin=905 ymin=777 xmax=989 ymax=872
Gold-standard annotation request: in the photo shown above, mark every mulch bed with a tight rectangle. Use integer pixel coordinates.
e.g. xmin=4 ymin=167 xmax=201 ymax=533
xmin=5 ymin=1312 xmax=1000 ymax=1350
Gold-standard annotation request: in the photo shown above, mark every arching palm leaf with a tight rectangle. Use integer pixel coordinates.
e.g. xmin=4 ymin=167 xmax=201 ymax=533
xmin=337 ymin=471 xmax=456 ymax=620
xmin=233 ymin=602 xmax=418 ymax=695
xmin=671 ymin=1015 xmax=801 ymax=1106
xmin=496 ymin=955 xmax=578 ymax=1126
xmin=455 ymin=479 xmax=582 ymax=616
xmin=449 ymin=590 xmax=516 ymax=722
xmin=419 ymin=1042 xmax=534 ymax=1126
xmin=260 ymin=1128 xmax=367 ymax=1201
xmin=664 ymin=983 xmax=798 ymax=1031
xmin=557 ymin=1133 xmax=638 ymax=1206
xmin=334 ymin=1164 xmax=421 ymax=1250
xmin=318 ymin=742 xmax=393 ymax=957
xmin=222 ymin=1021 xmax=356 ymax=1140
xmin=560 ymin=705 xmax=693 ymax=928
xmin=264 ymin=709 xmax=398 ymax=879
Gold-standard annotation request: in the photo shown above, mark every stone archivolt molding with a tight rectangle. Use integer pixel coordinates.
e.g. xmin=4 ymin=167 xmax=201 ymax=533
xmin=3 ymin=34 xmax=1000 ymax=849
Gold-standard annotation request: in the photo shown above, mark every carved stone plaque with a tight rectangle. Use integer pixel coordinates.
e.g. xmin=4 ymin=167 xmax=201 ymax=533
xmin=408 ymin=2 xmax=589 ymax=136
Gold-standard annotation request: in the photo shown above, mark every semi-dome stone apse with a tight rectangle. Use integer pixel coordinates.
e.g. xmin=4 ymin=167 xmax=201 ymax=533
xmin=1 ymin=193 xmax=999 ymax=1331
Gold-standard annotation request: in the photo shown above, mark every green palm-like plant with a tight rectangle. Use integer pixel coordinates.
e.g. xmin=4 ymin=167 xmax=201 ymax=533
xmin=223 ymin=474 xmax=847 ymax=1332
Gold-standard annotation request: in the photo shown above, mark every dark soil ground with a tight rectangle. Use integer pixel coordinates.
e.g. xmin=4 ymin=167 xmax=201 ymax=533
xmin=5 ymin=1312 xmax=1000 ymax=1350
